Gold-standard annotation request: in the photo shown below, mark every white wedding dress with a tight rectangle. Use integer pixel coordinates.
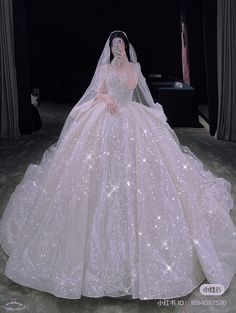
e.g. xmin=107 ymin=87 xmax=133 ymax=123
xmin=1 ymin=63 xmax=236 ymax=300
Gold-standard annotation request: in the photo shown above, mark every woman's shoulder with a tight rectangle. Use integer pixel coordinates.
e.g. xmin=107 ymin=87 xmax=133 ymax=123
xmin=130 ymin=61 xmax=140 ymax=68
xmin=97 ymin=64 xmax=110 ymax=77
xmin=98 ymin=64 xmax=110 ymax=71
xmin=129 ymin=61 xmax=141 ymax=73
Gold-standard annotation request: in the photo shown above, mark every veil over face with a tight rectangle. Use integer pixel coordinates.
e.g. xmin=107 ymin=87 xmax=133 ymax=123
xmin=57 ymin=30 xmax=168 ymax=145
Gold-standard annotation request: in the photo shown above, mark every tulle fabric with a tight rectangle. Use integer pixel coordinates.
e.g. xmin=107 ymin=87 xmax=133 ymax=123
xmin=57 ymin=32 xmax=166 ymax=140
xmin=0 ymin=95 xmax=236 ymax=299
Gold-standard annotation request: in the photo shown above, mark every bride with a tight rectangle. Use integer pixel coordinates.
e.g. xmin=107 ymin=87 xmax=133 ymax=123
xmin=0 ymin=30 xmax=236 ymax=300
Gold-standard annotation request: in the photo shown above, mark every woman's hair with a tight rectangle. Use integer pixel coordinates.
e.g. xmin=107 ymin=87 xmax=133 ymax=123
xmin=109 ymin=31 xmax=131 ymax=63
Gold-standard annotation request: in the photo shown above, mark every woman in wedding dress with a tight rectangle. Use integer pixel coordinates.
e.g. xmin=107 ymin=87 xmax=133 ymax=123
xmin=0 ymin=30 xmax=236 ymax=300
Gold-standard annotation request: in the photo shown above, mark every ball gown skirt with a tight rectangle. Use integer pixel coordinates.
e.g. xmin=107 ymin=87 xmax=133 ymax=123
xmin=0 ymin=79 xmax=236 ymax=300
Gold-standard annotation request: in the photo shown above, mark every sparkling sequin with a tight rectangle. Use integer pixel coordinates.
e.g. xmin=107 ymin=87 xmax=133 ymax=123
xmin=0 ymin=64 xmax=236 ymax=301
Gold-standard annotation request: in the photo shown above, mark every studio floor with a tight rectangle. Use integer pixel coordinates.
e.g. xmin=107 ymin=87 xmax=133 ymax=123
xmin=0 ymin=102 xmax=236 ymax=313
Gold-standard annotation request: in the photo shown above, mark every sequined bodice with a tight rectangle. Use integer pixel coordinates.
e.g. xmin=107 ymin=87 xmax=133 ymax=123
xmin=105 ymin=71 xmax=135 ymax=107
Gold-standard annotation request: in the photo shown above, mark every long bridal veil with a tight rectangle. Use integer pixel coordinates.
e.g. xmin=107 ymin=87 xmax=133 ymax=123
xmin=55 ymin=30 xmax=219 ymax=174
xmin=57 ymin=30 xmax=169 ymax=145
xmin=0 ymin=30 xmax=235 ymax=299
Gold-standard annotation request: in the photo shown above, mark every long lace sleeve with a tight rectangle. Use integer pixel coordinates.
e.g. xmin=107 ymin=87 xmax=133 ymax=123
xmin=60 ymin=65 xmax=110 ymax=134
xmin=94 ymin=64 xmax=116 ymax=105
xmin=93 ymin=64 xmax=110 ymax=103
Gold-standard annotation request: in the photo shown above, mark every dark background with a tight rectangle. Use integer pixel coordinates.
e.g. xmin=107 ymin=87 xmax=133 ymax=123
xmin=13 ymin=0 xmax=217 ymax=134
xmin=23 ymin=0 xmax=205 ymax=102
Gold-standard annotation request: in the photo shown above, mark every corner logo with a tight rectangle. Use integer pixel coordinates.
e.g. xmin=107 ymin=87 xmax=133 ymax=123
xmin=199 ymin=284 xmax=225 ymax=296
xmin=2 ymin=298 xmax=26 ymax=311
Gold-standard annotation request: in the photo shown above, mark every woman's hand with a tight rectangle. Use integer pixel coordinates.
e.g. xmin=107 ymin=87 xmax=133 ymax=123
xmin=95 ymin=93 xmax=119 ymax=114
xmin=113 ymin=46 xmax=123 ymax=58
xmin=105 ymin=95 xmax=119 ymax=114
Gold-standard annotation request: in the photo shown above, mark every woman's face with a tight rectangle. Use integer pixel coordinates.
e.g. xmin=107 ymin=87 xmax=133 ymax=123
xmin=111 ymin=37 xmax=125 ymax=57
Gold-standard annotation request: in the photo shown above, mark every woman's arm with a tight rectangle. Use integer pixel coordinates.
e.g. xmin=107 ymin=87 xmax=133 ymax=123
xmin=94 ymin=65 xmax=118 ymax=114
xmin=95 ymin=79 xmax=110 ymax=102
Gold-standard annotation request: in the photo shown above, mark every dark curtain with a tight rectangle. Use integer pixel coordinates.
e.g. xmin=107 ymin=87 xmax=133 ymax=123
xmin=216 ymin=0 xmax=236 ymax=142
xmin=202 ymin=0 xmax=218 ymax=136
xmin=0 ymin=0 xmax=20 ymax=139
xmin=180 ymin=0 xmax=207 ymax=117
xmin=180 ymin=6 xmax=190 ymax=85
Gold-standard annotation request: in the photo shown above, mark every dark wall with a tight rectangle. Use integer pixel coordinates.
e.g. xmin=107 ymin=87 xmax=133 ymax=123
xmin=25 ymin=0 xmax=183 ymax=102
xmin=201 ymin=0 xmax=218 ymax=135
xmin=182 ymin=0 xmax=218 ymax=135
xmin=13 ymin=0 xmax=41 ymax=134
xmin=181 ymin=0 xmax=207 ymax=105
xmin=12 ymin=0 xmax=219 ymax=135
